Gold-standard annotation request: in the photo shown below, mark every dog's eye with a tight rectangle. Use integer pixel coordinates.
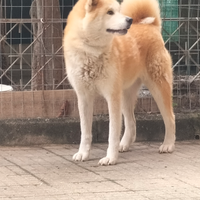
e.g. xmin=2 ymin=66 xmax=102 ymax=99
xmin=107 ymin=10 xmax=114 ymax=15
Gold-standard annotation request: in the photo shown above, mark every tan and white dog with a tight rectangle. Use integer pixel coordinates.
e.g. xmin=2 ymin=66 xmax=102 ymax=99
xmin=63 ymin=0 xmax=176 ymax=165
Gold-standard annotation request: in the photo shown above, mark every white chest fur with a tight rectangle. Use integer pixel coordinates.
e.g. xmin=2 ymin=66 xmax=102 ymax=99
xmin=81 ymin=53 xmax=108 ymax=81
xmin=66 ymin=49 xmax=111 ymax=88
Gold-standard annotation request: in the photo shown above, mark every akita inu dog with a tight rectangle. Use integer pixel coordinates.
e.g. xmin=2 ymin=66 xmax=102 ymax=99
xmin=63 ymin=0 xmax=176 ymax=165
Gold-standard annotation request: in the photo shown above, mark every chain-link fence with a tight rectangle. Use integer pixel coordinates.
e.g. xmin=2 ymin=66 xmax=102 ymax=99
xmin=0 ymin=0 xmax=199 ymax=119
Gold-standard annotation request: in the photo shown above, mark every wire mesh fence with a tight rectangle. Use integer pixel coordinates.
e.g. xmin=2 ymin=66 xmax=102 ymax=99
xmin=161 ymin=0 xmax=200 ymax=112
xmin=0 ymin=0 xmax=199 ymax=119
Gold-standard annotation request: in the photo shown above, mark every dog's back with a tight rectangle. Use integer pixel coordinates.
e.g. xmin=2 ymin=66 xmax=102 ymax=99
xmin=112 ymin=0 xmax=172 ymax=88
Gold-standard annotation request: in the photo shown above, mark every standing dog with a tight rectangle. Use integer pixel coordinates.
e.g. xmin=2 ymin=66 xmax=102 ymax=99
xmin=63 ymin=0 xmax=176 ymax=165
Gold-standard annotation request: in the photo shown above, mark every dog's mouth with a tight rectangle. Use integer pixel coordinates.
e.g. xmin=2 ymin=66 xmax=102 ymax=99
xmin=106 ymin=29 xmax=128 ymax=35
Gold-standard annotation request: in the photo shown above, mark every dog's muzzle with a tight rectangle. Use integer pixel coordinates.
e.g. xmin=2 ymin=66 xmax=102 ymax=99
xmin=106 ymin=17 xmax=133 ymax=35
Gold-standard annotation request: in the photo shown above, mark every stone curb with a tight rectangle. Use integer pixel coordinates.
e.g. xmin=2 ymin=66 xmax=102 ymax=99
xmin=0 ymin=113 xmax=199 ymax=145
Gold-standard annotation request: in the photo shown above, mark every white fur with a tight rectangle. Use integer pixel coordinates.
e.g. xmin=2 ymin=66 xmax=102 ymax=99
xmin=140 ymin=17 xmax=155 ymax=24
xmin=64 ymin=39 xmax=121 ymax=164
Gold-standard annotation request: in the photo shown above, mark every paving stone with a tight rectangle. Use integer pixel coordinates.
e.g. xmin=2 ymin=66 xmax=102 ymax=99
xmin=0 ymin=141 xmax=200 ymax=199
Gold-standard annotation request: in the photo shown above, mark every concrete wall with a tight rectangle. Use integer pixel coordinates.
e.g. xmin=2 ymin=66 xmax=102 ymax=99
xmin=0 ymin=89 xmax=159 ymax=120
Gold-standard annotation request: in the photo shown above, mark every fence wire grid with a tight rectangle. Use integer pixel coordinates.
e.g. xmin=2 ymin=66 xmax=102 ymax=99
xmin=0 ymin=0 xmax=200 ymax=119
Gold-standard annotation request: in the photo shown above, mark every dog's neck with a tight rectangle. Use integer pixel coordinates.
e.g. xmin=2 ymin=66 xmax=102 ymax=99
xmin=78 ymin=29 xmax=113 ymax=57
xmin=82 ymin=37 xmax=112 ymax=56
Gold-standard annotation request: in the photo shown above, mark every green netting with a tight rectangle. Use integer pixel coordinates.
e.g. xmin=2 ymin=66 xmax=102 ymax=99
xmin=159 ymin=0 xmax=179 ymax=42
xmin=117 ymin=0 xmax=179 ymax=42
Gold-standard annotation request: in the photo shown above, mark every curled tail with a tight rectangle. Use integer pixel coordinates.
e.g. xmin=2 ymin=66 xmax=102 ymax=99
xmin=121 ymin=0 xmax=161 ymax=28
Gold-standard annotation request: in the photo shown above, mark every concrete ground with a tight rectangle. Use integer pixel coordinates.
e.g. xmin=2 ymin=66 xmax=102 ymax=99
xmin=0 ymin=140 xmax=200 ymax=200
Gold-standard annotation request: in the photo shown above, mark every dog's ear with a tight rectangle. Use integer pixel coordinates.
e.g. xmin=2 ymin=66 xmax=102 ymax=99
xmin=85 ymin=0 xmax=99 ymax=12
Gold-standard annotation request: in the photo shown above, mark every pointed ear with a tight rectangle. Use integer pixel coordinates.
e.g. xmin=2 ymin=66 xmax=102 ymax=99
xmin=85 ymin=0 xmax=99 ymax=12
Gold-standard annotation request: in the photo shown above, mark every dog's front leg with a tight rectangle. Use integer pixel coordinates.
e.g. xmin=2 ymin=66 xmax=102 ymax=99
xmin=98 ymin=93 xmax=122 ymax=165
xmin=73 ymin=91 xmax=94 ymax=162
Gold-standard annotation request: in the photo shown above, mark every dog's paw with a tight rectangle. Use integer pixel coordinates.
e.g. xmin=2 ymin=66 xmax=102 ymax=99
xmin=119 ymin=143 xmax=129 ymax=152
xmin=119 ymin=134 xmax=135 ymax=153
xmin=98 ymin=156 xmax=117 ymax=166
xmin=72 ymin=151 xmax=89 ymax=162
xmin=159 ymin=143 xmax=175 ymax=153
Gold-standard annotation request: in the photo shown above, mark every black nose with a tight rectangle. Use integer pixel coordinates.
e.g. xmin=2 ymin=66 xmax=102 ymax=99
xmin=126 ymin=17 xmax=133 ymax=24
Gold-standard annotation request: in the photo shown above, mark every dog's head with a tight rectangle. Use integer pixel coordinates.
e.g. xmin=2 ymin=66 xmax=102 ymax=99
xmin=83 ymin=0 xmax=133 ymax=36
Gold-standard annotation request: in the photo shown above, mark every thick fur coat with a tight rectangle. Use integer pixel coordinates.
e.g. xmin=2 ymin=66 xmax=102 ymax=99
xmin=63 ymin=0 xmax=176 ymax=165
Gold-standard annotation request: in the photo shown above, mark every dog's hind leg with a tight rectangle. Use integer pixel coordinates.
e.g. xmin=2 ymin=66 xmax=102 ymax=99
xmin=73 ymin=90 xmax=94 ymax=162
xmin=144 ymin=76 xmax=176 ymax=153
xmin=119 ymin=79 xmax=142 ymax=152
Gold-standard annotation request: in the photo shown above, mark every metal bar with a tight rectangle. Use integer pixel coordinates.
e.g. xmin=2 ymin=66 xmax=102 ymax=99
xmin=0 ymin=58 xmax=19 ymax=80
xmin=55 ymin=75 xmax=68 ymax=89
xmin=172 ymin=37 xmax=200 ymax=69
xmin=1 ymin=17 xmax=199 ymax=24
xmin=0 ymin=25 xmax=47 ymax=81
xmin=164 ymin=22 xmax=185 ymax=44
xmin=0 ymin=23 xmax=18 ymax=42
xmin=0 ymin=18 xmax=67 ymax=23
xmin=190 ymin=71 xmax=200 ymax=84
xmin=22 ymin=45 xmax=63 ymax=90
